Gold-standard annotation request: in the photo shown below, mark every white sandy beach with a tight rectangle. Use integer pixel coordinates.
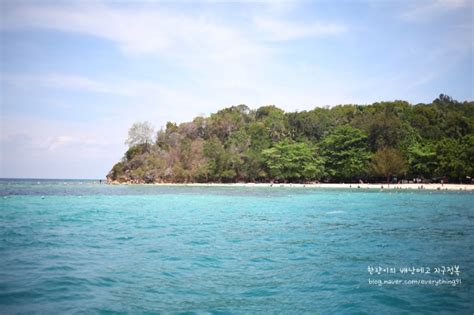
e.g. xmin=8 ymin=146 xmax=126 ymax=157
xmin=110 ymin=182 xmax=474 ymax=191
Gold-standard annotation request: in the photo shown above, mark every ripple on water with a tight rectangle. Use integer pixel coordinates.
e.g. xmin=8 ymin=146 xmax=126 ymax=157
xmin=0 ymin=185 xmax=472 ymax=313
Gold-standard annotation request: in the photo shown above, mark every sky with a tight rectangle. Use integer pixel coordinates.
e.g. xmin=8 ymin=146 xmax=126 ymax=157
xmin=1 ymin=0 xmax=473 ymax=179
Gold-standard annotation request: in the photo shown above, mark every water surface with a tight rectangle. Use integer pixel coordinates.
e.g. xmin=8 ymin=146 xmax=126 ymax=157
xmin=1 ymin=179 xmax=473 ymax=313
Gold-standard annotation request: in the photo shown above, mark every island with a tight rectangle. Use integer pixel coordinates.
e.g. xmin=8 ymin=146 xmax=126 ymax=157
xmin=107 ymin=94 xmax=473 ymax=186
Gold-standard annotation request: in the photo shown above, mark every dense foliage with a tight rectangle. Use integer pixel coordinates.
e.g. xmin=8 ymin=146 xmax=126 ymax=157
xmin=107 ymin=95 xmax=473 ymax=184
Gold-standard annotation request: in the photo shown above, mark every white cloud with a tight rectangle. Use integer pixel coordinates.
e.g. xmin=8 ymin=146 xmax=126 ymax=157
xmin=401 ymin=0 xmax=471 ymax=21
xmin=0 ymin=2 xmax=350 ymax=97
xmin=2 ymin=73 xmax=134 ymax=95
xmin=1 ymin=2 xmax=276 ymax=98
xmin=2 ymin=4 xmax=166 ymax=54
xmin=0 ymin=115 xmax=127 ymax=178
xmin=254 ymin=17 xmax=346 ymax=41
xmin=47 ymin=136 xmax=74 ymax=151
xmin=1 ymin=3 xmax=266 ymax=60
xmin=1 ymin=2 xmax=346 ymax=58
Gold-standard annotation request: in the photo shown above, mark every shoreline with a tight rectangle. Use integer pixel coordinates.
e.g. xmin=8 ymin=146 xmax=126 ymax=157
xmin=108 ymin=182 xmax=474 ymax=191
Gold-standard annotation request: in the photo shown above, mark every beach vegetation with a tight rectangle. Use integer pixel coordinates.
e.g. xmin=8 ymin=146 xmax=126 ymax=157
xmin=370 ymin=147 xmax=408 ymax=183
xmin=320 ymin=125 xmax=371 ymax=181
xmin=108 ymin=95 xmax=473 ymax=183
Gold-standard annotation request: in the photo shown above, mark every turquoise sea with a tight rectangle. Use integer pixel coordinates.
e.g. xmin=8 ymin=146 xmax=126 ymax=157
xmin=0 ymin=179 xmax=473 ymax=314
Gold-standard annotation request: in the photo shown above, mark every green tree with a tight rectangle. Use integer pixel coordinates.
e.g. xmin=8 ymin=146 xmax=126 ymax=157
xmin=107 ymin=162 xmax=125 ymax=181
xmin=125 ymin=143 xmax=148 ymax=161
xmin=203 ymin=136 xmax=227 ymax=182
xmin=434 ymin=138 xmax=466 ymax=181
xmin=321 ymin=125 xmax=371 ymax=181
xmin=256 ymin=105 xmax=288 ymax=141
xmin=225 ymin=129 xmax=249 ymax=180
xmin=209 ymin=105 xmax=251 ymax=142
xmin=410 ymin=104 xmax=443 ymax=140
xmin=461 ymin=135 xmax=474 ymax=179
xmin=262 ymin=141 xmax=325 ymax=182
xmin=287 ymin=108 xmax=330 ymax=141
xmin=364 ymin=105 xmax=412 ymax=151
xmin=166 ymin=121 xmax=179 ymax=134
xmin=107 ymin=96 xmax=474 ymax=184
xmin=407 ymin=142 xmax=437 ymax=179
xmin=370 ymin=147 xmax=408 ymax=183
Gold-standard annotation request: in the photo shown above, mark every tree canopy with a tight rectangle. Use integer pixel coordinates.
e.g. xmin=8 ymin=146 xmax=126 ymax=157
xmin=125 ymin=121 xmax=155 ymax=148
xmin=108 ymin=95 xmax=474 ymax=184
xmin=370 ymin=147 xmax=408 ymax=183
xmin=262 ymin=141 xmax=325 ymax=182
xmin=320 ymin=125 xmax=371 ymax=181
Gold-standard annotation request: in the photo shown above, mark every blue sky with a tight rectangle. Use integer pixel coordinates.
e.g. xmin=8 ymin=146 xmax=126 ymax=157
xmin=1 ymin=0 xmax=473 ymax=179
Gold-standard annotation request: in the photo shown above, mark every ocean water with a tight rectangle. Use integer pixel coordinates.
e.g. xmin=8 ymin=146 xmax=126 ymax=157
xmin=1 ymin=179 xmax=473 ymax=314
